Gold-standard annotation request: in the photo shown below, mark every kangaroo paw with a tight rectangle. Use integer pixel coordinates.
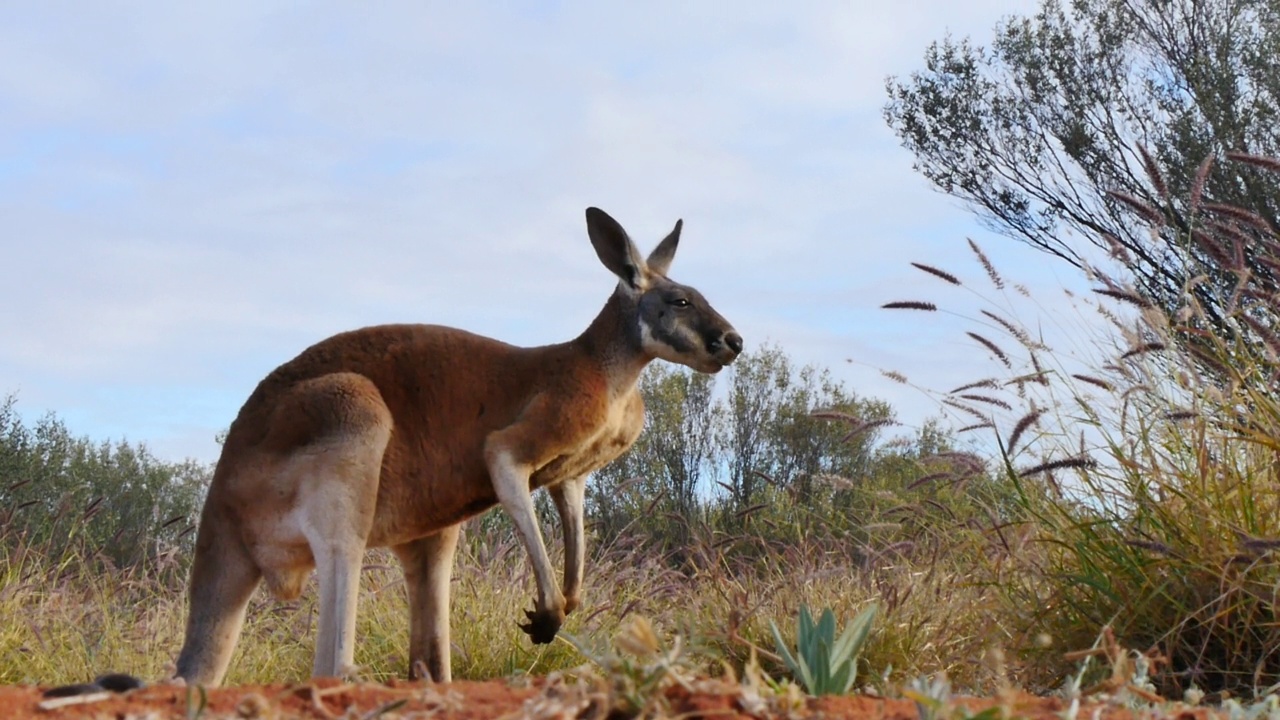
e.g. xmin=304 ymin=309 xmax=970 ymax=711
xmin=519 ymin=607 xmax=563 ymax=644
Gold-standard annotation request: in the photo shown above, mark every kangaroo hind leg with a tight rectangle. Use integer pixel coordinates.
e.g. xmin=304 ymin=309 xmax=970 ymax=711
xmin=394 ymin=524 xmax=462 ymax=682
xmin=308 ymin=528 xmax=368 ymax=678
xmin=290 ymin=373 xmax=394 ymax=678
xmin=174 ymin=516 xmax=262 ymax=687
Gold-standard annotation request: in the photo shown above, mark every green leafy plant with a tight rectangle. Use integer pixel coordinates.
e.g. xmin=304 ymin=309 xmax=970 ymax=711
xmin=769 ymin=603 xmax=877 ymax=695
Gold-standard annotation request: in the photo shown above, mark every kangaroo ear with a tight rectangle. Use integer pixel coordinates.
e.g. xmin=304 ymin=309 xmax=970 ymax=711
xmin=645 ymin=219 xmax=681 ymax=276
xmin=586 ymin=207 xmax=649 ymax=291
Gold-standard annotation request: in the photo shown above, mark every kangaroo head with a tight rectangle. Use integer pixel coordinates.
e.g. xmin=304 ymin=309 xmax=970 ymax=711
xmin=585 ymin=207 xmax=743 ymax=374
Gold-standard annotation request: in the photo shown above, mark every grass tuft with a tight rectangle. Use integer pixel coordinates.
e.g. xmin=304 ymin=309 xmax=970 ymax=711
xmin=910 ymin=263 xmax=962 ymax=286
xmin=965 ymin=332 xmax=1012 ymax=368
xmin=882 ymin=301 xmax=939 ymax=311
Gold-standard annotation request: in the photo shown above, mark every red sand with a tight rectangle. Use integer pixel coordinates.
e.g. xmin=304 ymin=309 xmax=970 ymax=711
xmin=2 ymin=676 xmax=1220 ymax=719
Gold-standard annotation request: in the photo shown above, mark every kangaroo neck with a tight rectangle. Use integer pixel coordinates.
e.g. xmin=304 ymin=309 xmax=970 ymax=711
xmin=573 ymin=289 xmax=651 ymax=396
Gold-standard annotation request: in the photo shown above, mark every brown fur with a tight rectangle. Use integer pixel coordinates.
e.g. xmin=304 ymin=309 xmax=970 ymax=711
xmin=174 ymin=208 xmax=741 ymax=686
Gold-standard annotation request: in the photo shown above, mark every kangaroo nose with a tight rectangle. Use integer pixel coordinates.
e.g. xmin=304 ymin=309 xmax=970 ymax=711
xmin=724 ymin=331 xmax=744 ymax=355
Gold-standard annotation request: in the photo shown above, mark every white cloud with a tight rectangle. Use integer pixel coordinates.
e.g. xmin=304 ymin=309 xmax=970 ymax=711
xmin=0 ymin=0 xmax=1112 ymax=463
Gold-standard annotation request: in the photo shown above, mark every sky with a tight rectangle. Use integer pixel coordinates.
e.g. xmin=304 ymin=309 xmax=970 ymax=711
xmin=0 ymin=1 xmax=1119 ymax=465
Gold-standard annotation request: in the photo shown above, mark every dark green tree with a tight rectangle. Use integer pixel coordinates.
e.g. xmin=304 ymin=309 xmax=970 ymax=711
xmin=719 ymin=346 xmax=895 ymax=508
xmin=719 ymin=346 xmax=790 ymax=510
xmin=0 ymin=394 xmax=209 ymax=567
xmin=884 ymin=0 xmax=1280 ymax=329
xmin=587 ymin=364 xmax=721 ymax=549
xmin=589 ymin=346 xmax=900 ymax=548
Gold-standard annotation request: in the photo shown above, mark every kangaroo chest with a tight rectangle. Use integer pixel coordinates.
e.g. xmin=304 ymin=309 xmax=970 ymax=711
xmin=530 ymin=390 xmax=644 ymax=490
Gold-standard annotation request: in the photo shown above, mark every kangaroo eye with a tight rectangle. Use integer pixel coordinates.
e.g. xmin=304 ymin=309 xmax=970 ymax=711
xmin=671 ymin=298 xmax=691 ymax=308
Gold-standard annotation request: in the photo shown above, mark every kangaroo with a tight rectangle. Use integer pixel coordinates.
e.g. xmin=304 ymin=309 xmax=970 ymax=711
xmin=173 ymin=207 xmax=743 ymax=686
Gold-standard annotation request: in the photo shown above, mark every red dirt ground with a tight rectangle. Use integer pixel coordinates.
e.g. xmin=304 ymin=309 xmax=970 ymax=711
xmin=1 ymin=676 xmax=1221 ymax=719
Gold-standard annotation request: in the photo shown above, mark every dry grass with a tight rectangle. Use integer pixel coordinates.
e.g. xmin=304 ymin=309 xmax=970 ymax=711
xmin=0 ymin=514 xmax=1011 ymax=691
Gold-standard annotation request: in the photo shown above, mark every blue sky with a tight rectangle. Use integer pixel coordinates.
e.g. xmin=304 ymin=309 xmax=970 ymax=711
xmin=0 ymin=1 xmax=1118 ymax=463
